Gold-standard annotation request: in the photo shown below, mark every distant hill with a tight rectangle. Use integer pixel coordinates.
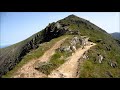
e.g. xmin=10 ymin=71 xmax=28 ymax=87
xmin=1 ymin=14 xmax=120 ymax=78
xmin=111 ymin=32 xmax=120 ymax=40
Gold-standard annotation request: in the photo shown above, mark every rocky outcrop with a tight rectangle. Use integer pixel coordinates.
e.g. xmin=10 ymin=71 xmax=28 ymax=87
xmin=59 ymin=36 xmax=90 ymax=54
xmin=59 ymin=46 xmax=72 ymax=52
xmin=94 ymin=54 xmax=104 ymax=64
xmin=82 ymin=37 xmax=89 ymax=46
xmin=82 ymin=51 xmax=89 ymax=59
xmin=71 ymin=45 xmax=77 ymax=52
xmin=59 ymin=36 xmax=79 ymax=53
xmin=0 ymin=32 xmax=44 ymax=77
xmin=79 ymin=36 xmax=90 ymax=49
xmin=2 ymin=14 xmax=119 ymax=78
xmin=55 ymin=22 xmax=61 ymax=29
xmin=43 ymin=22 xmax=67 ymax=41
xmin=98 ymin=54 xmax=104 ymax=63
xmin=106 ymin=71 xmax=113 ymax=77
xmin=108 ymin=60 xmax=117 ymax=68
xmin=0 ymin=22 xmax=64 ymax=76
xmin=0 ymin=21 xmax=81 ymax=77
xmin=70 ymin=36 xmax=80 ymax=46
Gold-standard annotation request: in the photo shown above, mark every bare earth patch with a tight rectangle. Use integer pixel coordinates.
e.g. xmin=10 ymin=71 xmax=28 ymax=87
xmin=48 ymin=42 xmax=96 ymax=78
xmin=12 ymin=37 xmax=67 ymax=78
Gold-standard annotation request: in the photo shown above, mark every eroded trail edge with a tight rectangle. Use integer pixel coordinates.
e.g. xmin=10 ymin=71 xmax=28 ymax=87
xmin=48 ymin=42 xmax=96 ymax=78
xmin=13 ymin=37 xmax=67 ymax=78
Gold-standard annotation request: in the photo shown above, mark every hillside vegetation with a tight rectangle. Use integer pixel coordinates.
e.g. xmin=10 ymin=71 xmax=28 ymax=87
xmin=1 ymin=14 xmax=120 ymax=78
xmin=57 ymin=15 xmax=120 ymax=77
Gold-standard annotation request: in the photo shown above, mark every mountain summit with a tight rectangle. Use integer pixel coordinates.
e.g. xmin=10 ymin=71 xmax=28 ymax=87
xmin=0 ymin=15 xmax=120 ymax=78
xmin=64 ymin=14 xmax=82 ymax=20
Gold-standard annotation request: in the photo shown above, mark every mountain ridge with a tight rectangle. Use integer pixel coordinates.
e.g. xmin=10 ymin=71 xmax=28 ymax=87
xmin=1 ymin=14 xmax=120 ymax=78
xmin=111 ymin=32 xmax=120 ymax=40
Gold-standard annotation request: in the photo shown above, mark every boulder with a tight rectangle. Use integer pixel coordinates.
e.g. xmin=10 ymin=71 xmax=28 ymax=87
xmin=109 ymin=60 xmax=117 ymax=68
xmin=82 ymin=55 xmax=87 ymax=59
xmin=71 ymin=45 xmax=76 ymax=52
xmin=59 ymin=46 xmax=72 ymax=52
xmin=70 ymin=39 xmax=76 ymax=46
xmin=70 ymin=36 xmax=80 ymax=46
xmin=64 ymin=46 xmax=71 ymax=52
xmin=97 ymin=54 xmax=103 ymax=63
xmin=55 ymin=22 xmax=61 ymax=29
xmin=82 ymin=51 xmax=88 ymax=59
xmin=80 ymin=36 xmax=89 ymax=46
xmin=64 ymin=26 xmax=69 ymax=30
xmin=81 ymin=38 xmax=86 ymax=46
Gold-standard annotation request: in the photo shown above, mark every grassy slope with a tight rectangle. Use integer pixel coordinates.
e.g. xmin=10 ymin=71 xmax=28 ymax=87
xmin=79 ymin=28 xmax=120 ymax=78
xmin=0 ymin=29 xmax=44 ymax=58
xmin=0 ymin=29 xmax=45 ymax=77
xmin=2 ymin=35 xmax=70 ymax=78
xmin=35 ymin=35 xmax=80 ymax=75
xmin=35 ymin=51 xmax=66 ymax=75
xmin=59 ymin=16 xmax=120 ymax=78
xmin=2 ymin=15 xmax=120 ymax=78
xmin=79 ymin=29 xmax=120 ymax=78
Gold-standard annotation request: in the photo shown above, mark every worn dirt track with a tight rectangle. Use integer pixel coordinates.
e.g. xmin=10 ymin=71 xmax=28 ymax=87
xmin=48 ymin=42 xmax=96 ymax=78
xmin=13 ymin=37 xmax=67 ymax=78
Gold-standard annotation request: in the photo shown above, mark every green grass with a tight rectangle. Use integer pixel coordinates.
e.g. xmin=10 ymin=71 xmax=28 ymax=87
xmin=76 ymin=23 xmax=120 ymax=78
xmin=2 ymin=15 xmax=120 ymax=78
xmin=2 ymin=35 xmax=70 ymax=78
xmin=79 ymin=43 xmax=120 ymax=78
xmin=34 ymin=35 xmax=80 ymax=75
xmin=80 ymin=59 xmax=120 ymax=78
xmin=35 ymin=51 xmax=65 ymax=75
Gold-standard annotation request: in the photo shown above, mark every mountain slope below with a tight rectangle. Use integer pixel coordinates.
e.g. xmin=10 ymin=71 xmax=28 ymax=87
xmin=12 ymin=37 xmax=67 ymax=78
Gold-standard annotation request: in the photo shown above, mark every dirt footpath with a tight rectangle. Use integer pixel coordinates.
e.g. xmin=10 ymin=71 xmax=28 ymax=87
xmin=12 ymin=37 xmax=67 ymax=78
xmin=48 ymin=42 xmax=96 ymax=78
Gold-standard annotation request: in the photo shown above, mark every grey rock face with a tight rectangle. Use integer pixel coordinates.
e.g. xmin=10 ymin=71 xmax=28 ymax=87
xmin=59 ymin=36 xmax=90 ymax=53
xmin=98 ymin=55 xmax=103 ymax=63
xmin=70 ymin=36 xmax=80 ymax=46
xmin=82 ymin=51 xmax=88 ymax=59
xmin=71 ymin=45 xmax=76 ymax=52
xmin=55 ymin=22 xmax=61 ymax=29
xmin=109 ymin=61 xmax=117 ymax=68
xmin=81 ymin=37 xmax=89 ymax=46
xmin=59 ymin=46 xmax=72 ymax=52
xmin=64 ymin=46 xmax=71 ymax=52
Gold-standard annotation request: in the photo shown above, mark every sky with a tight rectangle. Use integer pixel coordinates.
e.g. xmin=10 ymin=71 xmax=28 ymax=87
xmin=0 ymin=12 xmax=120 ymax=47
